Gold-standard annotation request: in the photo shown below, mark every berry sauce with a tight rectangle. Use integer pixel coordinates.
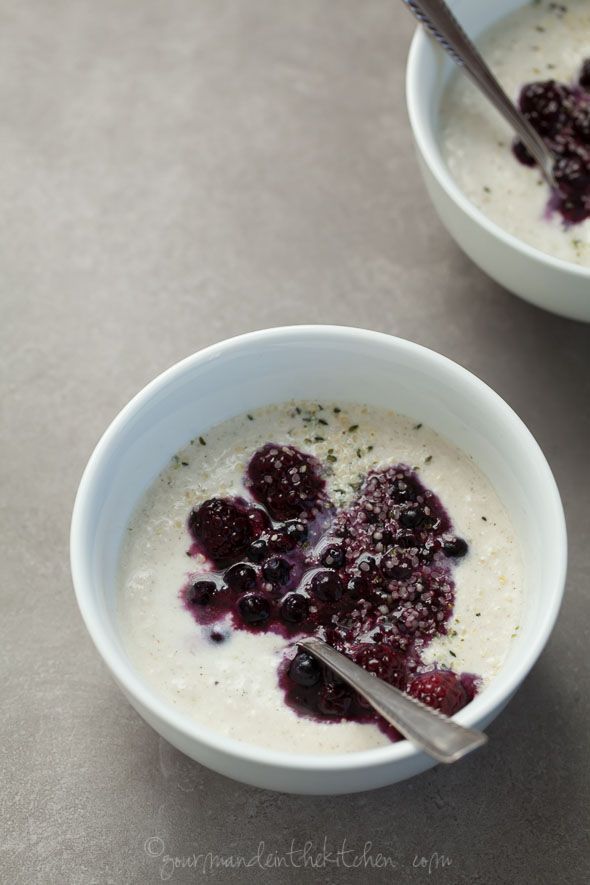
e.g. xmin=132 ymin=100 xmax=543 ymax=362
xmin=512 ymin=61 xmax=590 ymax=224
xmin=181 ymin=443 xmax=478 ymax=741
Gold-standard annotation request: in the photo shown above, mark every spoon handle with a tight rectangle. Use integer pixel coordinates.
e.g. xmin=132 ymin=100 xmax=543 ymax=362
xmin=298 ymin=637 xmax=487 ymax=763
xmin=403 ymin=0 xmax=556 ymax=186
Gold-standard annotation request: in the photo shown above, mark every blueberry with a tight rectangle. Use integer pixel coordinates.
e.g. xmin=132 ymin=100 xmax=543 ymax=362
xmin=262 ymin=556 xmax=291 ymax=586
xmin=346 ymin=576 xmax=368 ymax=599
xmin=247 ymin=538 xmax=268 ymax=563
xmin=284 ymin=519 xmax=308 ymax=545
xmin=355 ymin=554 xmax=381 ymax=580
xmin=512 ymin=138 xmax=536 ymax=167
xmin=442 ymin=537 xmax=468 ymax=558
xmin=320 ymin=543 xmax=345 ymax=569
xmin=316 ymin=682 xmax=353 ymax=716
xmin=395 ymin=530 xmax=419 ymax=549
xmin=187 ymin=580 xmax=216 ymax=605
xmin=288 ymin=651 xmax=321 ymax=687
xmin=399 ymin=507 xmax=424 ymax=529
xmin=371 ymin=528 xmax=392 ymax=546
xmin=267 ymin=531 xmax=292 ymax=553
xmin=309 ymin=570 xmax=343 ymax=603
xmin=390 ymin=477 xmax=417 ymax=503
xmin=381 ymin=552 xmax=413 ymax=581
xmin=237 ymin=593 xmax=271 ymax=625
xmin=224 ymin=562 xmax=257 ymax=592
xmin=280 ymin=593 xmax=310 ymax=624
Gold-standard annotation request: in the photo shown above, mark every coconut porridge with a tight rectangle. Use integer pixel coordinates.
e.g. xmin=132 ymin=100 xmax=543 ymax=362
xmin=441 ymin=0 xmax=590 ymax=266
xmin=118 ymin=401 xmax=523 ymax=754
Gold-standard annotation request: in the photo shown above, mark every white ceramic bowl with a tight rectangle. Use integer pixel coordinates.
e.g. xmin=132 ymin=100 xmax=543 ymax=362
xmin=70 ymin=326 xmax=566 ymax=794
xmin=406 ymin=0 xmax=590 ymax=323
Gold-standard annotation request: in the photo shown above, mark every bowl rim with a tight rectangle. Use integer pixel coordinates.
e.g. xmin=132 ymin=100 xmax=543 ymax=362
xmin=405 ymin=19 xmax=590 ymax=280
xmin=70 ymin=325 xmax=567 ymax=773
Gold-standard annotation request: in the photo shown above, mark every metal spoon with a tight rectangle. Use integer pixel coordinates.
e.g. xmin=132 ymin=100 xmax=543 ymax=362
xmin=403 ymin=0 xmax=557 ymax=187
xmin=297 ymin=637 xmax=487 ymax=763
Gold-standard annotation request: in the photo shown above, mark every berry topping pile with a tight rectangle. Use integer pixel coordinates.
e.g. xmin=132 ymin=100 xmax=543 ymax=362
xmin=182 ymin=443 xmax=477 ymax=739
xmin=512 ymin=61 xmax=590 ymax=224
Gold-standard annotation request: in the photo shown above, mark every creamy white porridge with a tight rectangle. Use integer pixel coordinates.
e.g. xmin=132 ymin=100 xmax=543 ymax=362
xmin=441 ymin=0 xmax=590 ymax=265
xmin=118 ymin=402 xmax=522 ymax=754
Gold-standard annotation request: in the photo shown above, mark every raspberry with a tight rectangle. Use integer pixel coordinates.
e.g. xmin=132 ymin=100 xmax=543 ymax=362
xmin=351 ymin=643 xmax=406 ymax=689
xmin=408 ymin=670 xmax=468 ymax=716
xmin=246 ymin=443 xmax=328 ymax=520
xmin=518 ymin=80 xmax=567 ymax=137
xmin=188 ymin=497 xmax=266 ymax=566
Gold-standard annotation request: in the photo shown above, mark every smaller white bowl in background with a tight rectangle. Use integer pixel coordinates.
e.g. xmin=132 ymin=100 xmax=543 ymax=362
xmin=406 ymin=0 xmax=590 ymax=323
xmin=70 ymin=326 xmax=567 ymax=794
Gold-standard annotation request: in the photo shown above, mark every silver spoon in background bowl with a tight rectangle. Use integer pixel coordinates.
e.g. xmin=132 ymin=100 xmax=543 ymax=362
xmin=297 ymin=637 xmax=487 ymax=763
xmin=401 ymin=0 xmax=557 ymax=188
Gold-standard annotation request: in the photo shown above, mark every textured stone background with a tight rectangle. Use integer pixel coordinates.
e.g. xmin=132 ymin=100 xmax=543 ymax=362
xmin=1 ymin=1 xmax=589 ymax=883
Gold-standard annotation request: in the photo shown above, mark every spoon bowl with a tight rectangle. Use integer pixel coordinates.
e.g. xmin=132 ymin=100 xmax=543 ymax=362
xmin=298 ymin=637 xmax=487 ymax=764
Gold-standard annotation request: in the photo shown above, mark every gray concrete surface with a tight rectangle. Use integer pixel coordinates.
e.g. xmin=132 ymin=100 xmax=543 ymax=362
xmin=1 ymin=1 xmax=589 ymax=883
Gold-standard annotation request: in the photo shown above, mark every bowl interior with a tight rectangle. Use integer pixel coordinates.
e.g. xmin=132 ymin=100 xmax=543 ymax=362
xmin=72 ymin=327 xmax=565 ymax=757
xmin=409 ymin=0 xmax=527 ymax=176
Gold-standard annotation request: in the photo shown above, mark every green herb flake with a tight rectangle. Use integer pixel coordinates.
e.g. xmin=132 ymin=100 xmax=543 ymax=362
xmin=318 ymin=418 xmax=329 ymax=426
xmin=327 ymin=454 xmax=337 ymax=463
xmin=356 ymin=448 xmax=362 ymax=458
xmin=247 ymin=414 xmax=254 ymax=421
xmin=449 ymin=650 xmax=457 ymax=658
xmin=425 ymin=454 xmax=432 ymax=463
xmin=181 ymin=461 xmax=189 ymax=467
xmin=367 ymin=444 xmax=374 ymax=451
xmin=481 ymin=516 xmax=487 ymax=521
xmin=333 ymin=407 xmax=341 ymax=414
xmin=199 ymin=436 xmax=207 ymax=446
xmin=483 ymin=185 xmax=491 ymax=193
xmin=314 ymin=435 xmax=325 ymax=442
xmin=414 ymin=423 xmax=423 ymax=430
xmin=348 ymin=424 xmax=359 ymax=432
xmin=475 ymin=612 xmax=481 ymax=617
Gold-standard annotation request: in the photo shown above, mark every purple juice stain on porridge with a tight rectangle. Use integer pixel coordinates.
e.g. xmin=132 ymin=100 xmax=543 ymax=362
xmin=512 ymin=61 xmax=590 ymax=224
xmin=181 ymin=443 xmax=479 ymax=740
